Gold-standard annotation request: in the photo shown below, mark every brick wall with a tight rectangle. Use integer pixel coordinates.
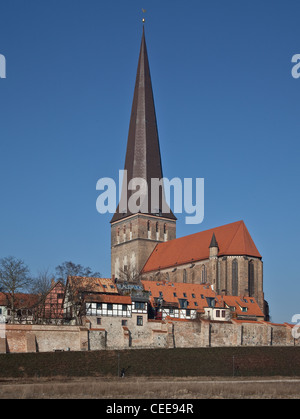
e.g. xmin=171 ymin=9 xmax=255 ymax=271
xmin=0 ymin=320 xmax=298 ymax=353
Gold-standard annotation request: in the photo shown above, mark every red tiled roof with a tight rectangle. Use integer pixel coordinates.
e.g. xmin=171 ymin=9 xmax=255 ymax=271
xmin=0 ymin=292 xmax=39 ymax=308
xmin=67 ymin=276 xmax=118 ymax=294
xmin=142 ymin=220 xmax=261 ymax=273
xmin=142 ymin=280 xmax=264 ymax=319
xmin=84 ymin=294 xmax=131 ymax=305
xmin=223 ymin=295 xmax=264 ymax=318
xmin=142 ymin=280 xmax=216 ymax=312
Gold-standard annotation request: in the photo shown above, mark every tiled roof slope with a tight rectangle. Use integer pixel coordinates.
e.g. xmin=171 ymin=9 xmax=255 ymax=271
xmin=67 ymin=276 xmax=118 ymax=294
xmin=142 ymin=280 xmax=264 ymax=318
xmin=142 ymin=280 xmax=217 ymax=313
xmin=142 ymin=220 xmax=261 ymax=273
xmin=222 ymin=295 xmax=264 ymax=318
xmin=84 ymin=294 xmax=131 ymax=305
xmin=0 ymin=292 xmax=39 ymax=308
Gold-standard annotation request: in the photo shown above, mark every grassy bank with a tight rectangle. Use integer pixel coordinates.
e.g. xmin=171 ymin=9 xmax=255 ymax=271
xmin=1 ymin=347 xmax=300 ymax=379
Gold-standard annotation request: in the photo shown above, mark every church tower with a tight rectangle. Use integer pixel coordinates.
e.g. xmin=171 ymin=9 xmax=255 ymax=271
xmin=111 ymin=27 xmax=176 ymax=282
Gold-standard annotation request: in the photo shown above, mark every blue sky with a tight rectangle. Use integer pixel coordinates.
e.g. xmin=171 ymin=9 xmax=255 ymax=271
xmin=0 ymin=0 xmax=299 ymax=324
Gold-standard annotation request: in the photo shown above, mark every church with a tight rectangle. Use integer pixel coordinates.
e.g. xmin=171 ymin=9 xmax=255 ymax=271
xmin=109 ymin=26 xmax=268 ymax=319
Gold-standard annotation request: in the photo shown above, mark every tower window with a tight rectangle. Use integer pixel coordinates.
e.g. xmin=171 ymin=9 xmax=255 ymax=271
xmin=156 ymin=222 xmax=159 ymax=240
xmin=163 ymin=223 xmax=167 ymax=241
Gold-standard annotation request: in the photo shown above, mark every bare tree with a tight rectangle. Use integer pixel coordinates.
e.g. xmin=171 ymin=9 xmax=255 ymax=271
xmin=55 ymin=261 xmax=101 ymax=284
xmin=64 ymin=279 xmax=87 ymax=325
xmin=0 ymin=256 xmax=32 ymax=324
xmin=30 ymin=268 xmax=55 ymax=324
xmin=117 ymin=263 xmax=141 ymax=284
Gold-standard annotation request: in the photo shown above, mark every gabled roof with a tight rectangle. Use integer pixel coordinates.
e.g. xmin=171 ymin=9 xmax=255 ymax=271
xmin=66 ymin=276 xmax=118 ymax=294
xmin=142 ymin=220 xmax=261 ymax=273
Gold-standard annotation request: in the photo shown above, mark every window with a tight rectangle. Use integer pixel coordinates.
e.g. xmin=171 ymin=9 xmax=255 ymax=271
xmin=222 ymin=310 xmax=226 ymax=318
xmin=201 ymin=265 xmax=207 ymax=284
xmin=134 ymin=302 xmax=145 ymax=310
xmin=183 ymin=269 xmax=187 ymax=283
xmin=216 ymin=310 xmax=220 ymax=317
xmin=122 ymin=320 xmax=127 ymax=326
xmin=186 ymin=309 xmax=191 ymax=317
xmin=232 ymin=259 xmax=238 ymax=295
xmin=96 ymin=303 xmax=102 ymax=310
xmin=248 ymin=260 xmax=255 ymax=297
xmin=201 ymin=294 xmax=204 ymax=299
xmin=242 ymin=307 xmax=248 ymax=312
xmin=137 ymin=316 xmax=143 ymax=326
xmin=159 ymin=291 xmax=163 ymax=297
xmin=194 ymin=302 xmax=198 ymax=307
xmin=183 ymin=293 xmax=187 ymax=297
xmin=192 ymin=293 xmax=195 ymax=298
xmin=107 ymin=303 xmax=113 ymax=311
xmin=122 ymin=304 xmax=127 ymax=312
xmin=173 ymin=292 xmax=177 ymax=297
xmin=97 ymin=318 xmax=101 ymax=325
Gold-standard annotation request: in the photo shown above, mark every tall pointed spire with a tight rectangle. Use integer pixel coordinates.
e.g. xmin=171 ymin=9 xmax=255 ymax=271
xmin=111 ymin=28 xmax=176 ymax=223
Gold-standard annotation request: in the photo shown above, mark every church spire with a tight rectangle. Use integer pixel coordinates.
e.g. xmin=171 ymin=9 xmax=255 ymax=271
xmin=209 ymin=233 xmax=219 ymax=249
xmin=111 ymin=28 xmax=176 ymax=223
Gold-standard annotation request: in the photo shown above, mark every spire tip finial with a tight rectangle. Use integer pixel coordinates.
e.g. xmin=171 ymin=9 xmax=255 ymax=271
xmin=142 ymin=8 xmax=146 ymax=24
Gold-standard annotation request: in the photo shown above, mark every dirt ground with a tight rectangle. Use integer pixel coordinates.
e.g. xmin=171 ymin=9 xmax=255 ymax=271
xmin=0 ymin=376 xmax=300 ymax=399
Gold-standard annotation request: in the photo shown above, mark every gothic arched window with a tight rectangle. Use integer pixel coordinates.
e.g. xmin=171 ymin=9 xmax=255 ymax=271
xmin=232 ymin=259 xmax=238 ymax=295
xmin=248 ymin=260 xmax=255 ymax=297
xmin=147 ymin=220 xmax=151 ymax=239
xmin=201 ymin=265 xmax=207 ymax=284
xmin=183 ymin=269 xmax=187 ymax=283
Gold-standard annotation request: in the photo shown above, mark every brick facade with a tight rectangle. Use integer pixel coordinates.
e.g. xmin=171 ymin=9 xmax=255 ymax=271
xmin=111 ymin=214 xmax=176 ymax=280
